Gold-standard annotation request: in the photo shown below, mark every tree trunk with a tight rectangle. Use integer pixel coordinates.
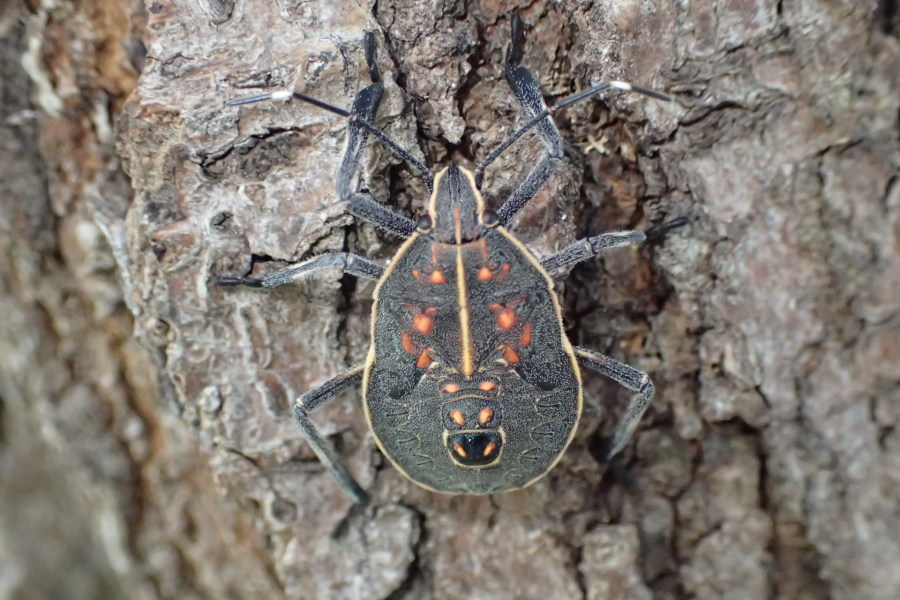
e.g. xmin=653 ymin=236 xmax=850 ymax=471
xmin=1 ymin=1 xmax=897 ymax=599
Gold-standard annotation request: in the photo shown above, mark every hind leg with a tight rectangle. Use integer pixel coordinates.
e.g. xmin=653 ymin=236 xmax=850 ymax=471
xmin=293 ymin=366 xmax=369 ymax=504
xmin=575 ymin=347 xmax=654 ymax=459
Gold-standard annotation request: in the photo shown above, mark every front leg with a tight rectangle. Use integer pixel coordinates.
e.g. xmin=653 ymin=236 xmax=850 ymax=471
xmin=493 ymin=14 xmax=565 ymax=225
xmin=218 ymin=252 xmax=384 ymax=288
xmin=575 ymin=347 xmax=654 ymax=460
xmin=335 ymin=33 xmax=425 ymax=236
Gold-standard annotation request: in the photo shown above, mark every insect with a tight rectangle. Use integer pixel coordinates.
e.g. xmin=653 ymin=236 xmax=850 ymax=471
xmin=220 ymin=16 xmax=686 ymax=504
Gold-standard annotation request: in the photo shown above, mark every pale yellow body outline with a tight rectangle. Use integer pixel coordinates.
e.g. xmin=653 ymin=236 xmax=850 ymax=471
xmin=361 ymin=167 xmax=583 ymax=494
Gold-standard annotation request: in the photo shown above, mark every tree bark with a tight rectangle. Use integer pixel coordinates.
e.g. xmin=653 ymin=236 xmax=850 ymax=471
xmin=1 ymin=1 xmax=898 ymax=599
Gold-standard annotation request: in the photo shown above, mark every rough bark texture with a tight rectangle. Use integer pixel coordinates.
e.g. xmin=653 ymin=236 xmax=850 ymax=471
xmin=1 ymin=1 xmax=897 ymax=599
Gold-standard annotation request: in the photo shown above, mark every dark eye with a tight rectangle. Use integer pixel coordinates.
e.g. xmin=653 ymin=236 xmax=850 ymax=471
xmin=416 ymin=214 xmax=433 ymax=232
xmin=480 ymin=209 xmax=499 ymax=227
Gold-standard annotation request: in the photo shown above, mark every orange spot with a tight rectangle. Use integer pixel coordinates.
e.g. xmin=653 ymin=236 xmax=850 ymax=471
xmin=478 ymin=381 xmax=496 ymax=392
xmin=414 ymin=314 xmax=433 ymax=334
xmin=497 ymin=308 xmax=516 ymax=330
xmin=401 ymin=331 xmax=415 ymax=354
xmin=478 ymin=407 xmax=494 ymax=424
xmin=449 ymin=409 xmax=465 ymax=426
xmin=443 ymin=383 xmax=461 ymax=394
xmin=478 ymin=238 xmax=489 ymax=261
xmin=416 ymin=349 xmax=433 ymax=368
xmin=483 ymin=442 xmax=496 ymax=457
xmin=501 ymin=344 xmax=520 ymax=363
xmin=454 ymin=443 xmax=467 ymax=458
xmin=411 ymin=269 xmax=421 ymax=279
xmin=519 ymin=322 xmax=532 ymax=347
xmin=428 ymin=270 xmax=446 ymax=284
xmin=496 ymin=264 xmax=511 ymax=280
xmin=478 ymin=266 xmax=492 ymax=282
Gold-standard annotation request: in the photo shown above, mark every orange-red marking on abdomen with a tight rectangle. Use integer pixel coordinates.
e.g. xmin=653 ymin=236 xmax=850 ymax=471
xmin=501 ymin=344 xmax=520 ymax=363
xmin=478 ymin=381 xmax=496 ymax=392
xmin=401 ymin=331 xmax=415 ymax=354
xmin=490 ymin=303 xmax=516 ymax=330
xmin=449 ymin=408 xmax=465 ymax=425
xmin=477 ymin=263 xmax=512 ymax=283
xmin=519 ymin=322 xmax=532 ymax=347
xmin=416 ymin=349 xmax=433 ymax=368
xmin=428 ymin=270 xmax=446 ymax=284
xmin=414 ymin=314 xmax=433 ymax=334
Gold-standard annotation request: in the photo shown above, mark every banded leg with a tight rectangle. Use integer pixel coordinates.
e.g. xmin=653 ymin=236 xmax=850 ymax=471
xmin=540 ymin=217 xmax=689 ymax=273
xmin=575 ymin=347 xmax=654 ymax=460
xmin=335 ymin=35 xmax=418 ymax=236
xmin=494 ymin=14 xmax=565 ymax=226
xmin=218 ymin=252 xmax=384 ymax=288
xmin=294 ymin=365 xmax=368 ymax=504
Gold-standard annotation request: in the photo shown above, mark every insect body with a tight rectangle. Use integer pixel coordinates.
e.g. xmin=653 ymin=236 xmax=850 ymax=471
xmin=364 ymin=166 xmax=581 ymax=493
xmin=221 ymin=16 xmax=686 ymax=504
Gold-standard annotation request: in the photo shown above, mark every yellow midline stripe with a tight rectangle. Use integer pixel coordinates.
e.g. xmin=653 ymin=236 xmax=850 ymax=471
xmin=452 ymin=204 xmax=474 ymax=377
xmin=456 ymin=248 xmax=474 ymax=376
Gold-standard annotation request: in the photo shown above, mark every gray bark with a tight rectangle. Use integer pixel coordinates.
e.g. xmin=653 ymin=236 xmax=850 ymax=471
xmin=1 ymin=1 xmax=898 ymax=599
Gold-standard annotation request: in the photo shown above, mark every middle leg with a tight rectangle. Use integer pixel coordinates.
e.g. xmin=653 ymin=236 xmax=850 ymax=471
xmin=217 ymin=252 xmax=384 ymax=288
xmin=540 ymin=217 xmax=688 ymax=274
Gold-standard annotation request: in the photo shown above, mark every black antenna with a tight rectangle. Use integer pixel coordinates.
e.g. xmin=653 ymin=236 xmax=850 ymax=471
xmin=475 ymin=80 xmax=671 ymax=184
xmin=228 ymin=33 xmax=432 ymax=188
xmin=227 ymin=91 xmax=432 ymax=183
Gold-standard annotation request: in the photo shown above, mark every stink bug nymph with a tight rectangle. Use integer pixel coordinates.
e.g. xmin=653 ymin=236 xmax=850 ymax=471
xmin=220 ymin=16 xmax=686 ymax=504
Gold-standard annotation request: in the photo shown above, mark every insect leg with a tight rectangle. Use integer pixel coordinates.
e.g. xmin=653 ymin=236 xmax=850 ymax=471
xmin=540 ymin=217 xmax=688 ymax=273
xmin=294 ymin=365 xmax=369 ymax=504
xmin=541 ymin=231 xmax=647 ymax=273
xmin=574 ymin=347 xmax=654 ymax=460
xmin=335 ymin=33 xmax=425 ymax=237
xmin=492 ymin=14 xmax=565 ymax=225
xmin=344 ymin=193 xmax=417 ymax=238
xmin=218 ymin=253 xmax=384 ymax=288
xmin=335 ymin=81 xmax=382 ymax=201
